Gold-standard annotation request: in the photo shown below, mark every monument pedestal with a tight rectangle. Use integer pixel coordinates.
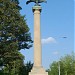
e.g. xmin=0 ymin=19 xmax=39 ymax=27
xmin=29 ymin=66 xmax=48 ymax=75
xmin=29 ymin=6 xmax=48 ymax=75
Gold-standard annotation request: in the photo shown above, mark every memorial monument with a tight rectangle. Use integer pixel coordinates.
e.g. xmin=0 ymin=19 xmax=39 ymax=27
xmin=26 ymin=0 xmax=48 ymax=75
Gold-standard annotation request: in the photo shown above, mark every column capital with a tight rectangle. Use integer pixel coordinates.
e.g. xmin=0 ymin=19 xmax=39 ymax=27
xmin=32 ymin=6 xmax=42 ymax=13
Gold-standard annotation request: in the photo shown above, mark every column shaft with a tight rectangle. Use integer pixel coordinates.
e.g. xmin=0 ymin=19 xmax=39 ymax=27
xmin=34 ymin=9 xmax=42 ymax=67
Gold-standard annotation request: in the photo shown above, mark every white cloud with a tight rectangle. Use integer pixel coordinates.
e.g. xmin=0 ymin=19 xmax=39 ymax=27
xmin=41 ymin=37 xmax=56 ymax=44
xmin=53 ymin=51 xmax=59 ymax=55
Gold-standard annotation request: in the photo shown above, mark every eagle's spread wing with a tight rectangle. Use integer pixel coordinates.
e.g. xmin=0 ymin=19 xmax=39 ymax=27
xmin=26 ymin=0 xmax=47 ymax=5
xmin=26 ymin=0 xmax=35 ymax=4
xmin=26 ymin=1 xmax=30 ymax=4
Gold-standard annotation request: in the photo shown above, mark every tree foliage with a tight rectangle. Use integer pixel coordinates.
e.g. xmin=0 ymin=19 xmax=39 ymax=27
xmin=48 ymin=53 xmax=75 ymax=75
xmin=19 ymin=61 xmax=33 ymax=75
xmin=0 ymin=0 xmax=33 ymax=52
xmin=0 ymin=0 xmax=33 ymax=61
xmin=0 ymin=0 xmax=33 ymax=74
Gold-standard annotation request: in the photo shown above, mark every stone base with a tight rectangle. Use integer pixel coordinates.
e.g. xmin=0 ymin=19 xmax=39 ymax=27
xmin=29 ymin=66 xmax=48 ymax=75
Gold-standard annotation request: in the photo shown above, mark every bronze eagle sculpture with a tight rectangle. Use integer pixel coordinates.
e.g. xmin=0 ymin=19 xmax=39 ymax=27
xmin=26 ymin=0 xmax=47 ymax=5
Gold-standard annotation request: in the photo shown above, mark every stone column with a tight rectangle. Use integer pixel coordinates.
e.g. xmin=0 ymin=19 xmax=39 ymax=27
xmin=29 ymin=6 xmax=48 ymax=75
xmin=33 ymin=6 xmax=42 ymax=67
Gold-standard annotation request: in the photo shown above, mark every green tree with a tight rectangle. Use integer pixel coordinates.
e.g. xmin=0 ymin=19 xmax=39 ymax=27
xmin=0 ymin=0 xmax=33 ymax=74
xmin=19 ymin=61 xmax=33 ymax=75
xmin=60 ymin=53 xmax=75 ymax=75
xmin=3 ymin=52 xmax=24 ymax=75
xmin=48 ymin=53 xmax=75 ymax=75
xmin=48 ymin=61 xmax=59 ymax=75
xmin=0 ymin=0 xmax=33 ymax=53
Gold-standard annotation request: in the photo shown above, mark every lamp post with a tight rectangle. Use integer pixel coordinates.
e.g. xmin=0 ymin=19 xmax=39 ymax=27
xmin=65 ymin=71 xmax=67 ymax=75
xmin=58 ymin=61 xmax=60 ymax=75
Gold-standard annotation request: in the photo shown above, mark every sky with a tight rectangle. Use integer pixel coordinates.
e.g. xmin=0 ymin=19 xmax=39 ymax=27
xmin=19 ymin=0 xmax=74 ymax=69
